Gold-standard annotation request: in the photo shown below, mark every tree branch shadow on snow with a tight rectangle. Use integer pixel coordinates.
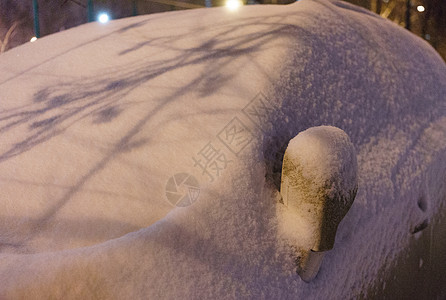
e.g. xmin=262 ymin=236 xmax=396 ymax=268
xmin=0 ymin=214 xmax=143 ymax=254
xmin=0 ymin=10 xmax=313 ymax=252
xmin=0 ymin=17 xmax=156 ymax=87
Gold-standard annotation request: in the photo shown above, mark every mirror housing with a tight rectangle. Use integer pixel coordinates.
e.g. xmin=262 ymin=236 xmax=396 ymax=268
xmin=280 ymin=126 xmax=358 ymax=282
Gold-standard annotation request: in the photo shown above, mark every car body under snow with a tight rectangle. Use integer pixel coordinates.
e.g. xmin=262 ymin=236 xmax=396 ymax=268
xmin=0 ymin=0 xmax=445 ymax=298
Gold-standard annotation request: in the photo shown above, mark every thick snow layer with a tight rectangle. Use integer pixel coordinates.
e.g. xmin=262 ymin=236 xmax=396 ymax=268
xmin=285 ymin=125 xmax=357 ymax=201
xmin=0 ymin=0 xmax=445 ymax=298
xmin=280 ymin=126 xmax=357 ymax=251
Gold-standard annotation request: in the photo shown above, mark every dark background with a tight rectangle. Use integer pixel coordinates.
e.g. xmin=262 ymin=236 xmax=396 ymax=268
xmin=0 ymin=0 xmax=445 ymax=60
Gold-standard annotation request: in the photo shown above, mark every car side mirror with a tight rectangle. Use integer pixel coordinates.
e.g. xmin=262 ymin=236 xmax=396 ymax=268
xmin=280 ymin=126 xmax=358 ymax=282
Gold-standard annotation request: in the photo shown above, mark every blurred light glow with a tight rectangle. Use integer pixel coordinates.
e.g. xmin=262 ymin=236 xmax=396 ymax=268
xmin=417 ymin=5 xmax=425 ymax=12
xmin=225 ymin=0 xmax=242 ymax=11
xmin=98 ymin=13 xmax=110 ymax=23
xmin=30 ymin=37 xmax=37 ymax=42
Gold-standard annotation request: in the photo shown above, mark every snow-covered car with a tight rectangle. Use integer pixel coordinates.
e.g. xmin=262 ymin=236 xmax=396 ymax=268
xmin=0 ymin=0 xmax=445 ymax=298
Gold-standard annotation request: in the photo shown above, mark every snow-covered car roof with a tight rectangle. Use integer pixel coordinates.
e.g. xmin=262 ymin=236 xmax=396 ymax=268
xmin=0 ymin=0 xmax=445 ymax=298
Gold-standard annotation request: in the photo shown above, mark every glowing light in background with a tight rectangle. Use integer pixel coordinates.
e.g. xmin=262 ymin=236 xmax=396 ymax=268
xmin=417 ymin=5 xmax=425 ymax=12
xmin=98 ymin=13 xmax=110 ymax=24
xmin=225 ymin=0 xmax=243 ymax=11
xmin=30 ymin=37 xmax=37 ymax=42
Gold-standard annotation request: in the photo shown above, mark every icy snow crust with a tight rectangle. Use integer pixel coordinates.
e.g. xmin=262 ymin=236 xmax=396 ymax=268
xmin=0 ymin=0 xmax=445 ymax=298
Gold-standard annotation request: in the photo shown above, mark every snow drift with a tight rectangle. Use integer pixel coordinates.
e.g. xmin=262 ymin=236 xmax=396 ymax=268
xmin=0 ymin=0 xmax=445 ymax=298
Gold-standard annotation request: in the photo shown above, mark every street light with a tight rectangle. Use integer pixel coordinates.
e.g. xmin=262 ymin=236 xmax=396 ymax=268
xmin=98 ymin=13 xmax=110 ymax=23
xmin=417 ymin=5 xmax=425 ymax=12
xmin=32 ymin=0 xmax=40 ymax=38
xmin=225 ymin=0 xmax=242 ymax=11
xmin=87 ymin=0 xmax=94 ymax=22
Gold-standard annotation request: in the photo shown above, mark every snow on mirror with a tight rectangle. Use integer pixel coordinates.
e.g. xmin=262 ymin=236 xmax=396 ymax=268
xmin=280 ymin=126 xmax=358 ymax=282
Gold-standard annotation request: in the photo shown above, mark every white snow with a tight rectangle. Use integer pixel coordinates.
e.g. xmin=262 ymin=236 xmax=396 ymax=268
xmin=278 ymin=125 xmax=358 ymax=259
xmin=0 ymin=0 xmax=445 ymax=298
xmin=284 ymin=125 xmax=357 ymax=201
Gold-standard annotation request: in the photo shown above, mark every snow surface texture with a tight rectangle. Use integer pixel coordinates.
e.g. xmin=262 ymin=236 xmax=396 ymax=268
xmin=279 ymin=126 xmax=358 ymax=282
xmin=284 ymin=126 xmax=357 ymax=205
xmin=280 ymin=126 xmax=357 ymax=251
xmin=0 ymin=0 xmax=445 ymax=298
